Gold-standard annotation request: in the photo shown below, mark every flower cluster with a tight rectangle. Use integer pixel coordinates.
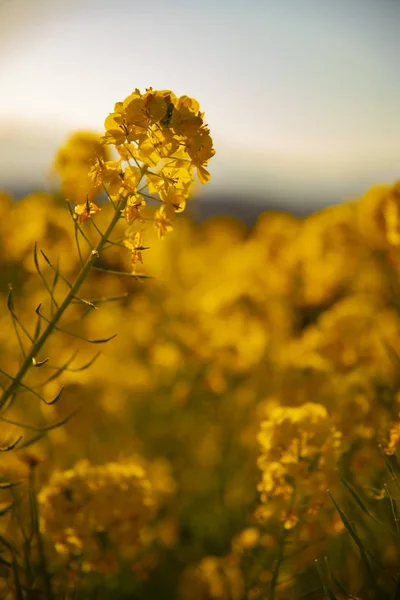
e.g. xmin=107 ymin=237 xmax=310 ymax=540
xmin=37 ymin=459 xmax=156 ymax=575
xmin=87 ymin=88 xmax=215 ymax=264
xmin=179 ymin=555 xmax=244 ymax=600
xmin=356 ymin=181 xmax=400 ymax=250
xmin=53 ymin=131 xmax=110 ymax=203
xmin=257 ymin=403 xmax=342 ymax=530
xmin=4 ymin=160 xmax=400 ymax=597
xmin=52 ymin=89 xmax=215 ymax=271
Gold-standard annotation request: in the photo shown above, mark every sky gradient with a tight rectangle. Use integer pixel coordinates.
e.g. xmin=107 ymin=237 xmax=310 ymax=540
xmin=0 ymin=0 xmax=399 ymax=206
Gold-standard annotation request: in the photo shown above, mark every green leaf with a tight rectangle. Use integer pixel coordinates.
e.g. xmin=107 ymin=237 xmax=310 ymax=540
xmin=315 ymin=559 xmax=337 ymax=600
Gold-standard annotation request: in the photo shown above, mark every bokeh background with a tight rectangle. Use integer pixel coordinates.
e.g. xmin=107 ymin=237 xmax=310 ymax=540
xmin=1 ymin=0 xmax=399 ymax=221
xmin=2 ymin=2 xmax=400 ymax=597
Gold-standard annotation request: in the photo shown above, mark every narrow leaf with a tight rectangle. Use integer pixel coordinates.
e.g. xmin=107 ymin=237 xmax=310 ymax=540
xmin=50 ymin=324 xmax=118 ymax=344
xmin=42 ymin=385 xmax=64 ymax=406
xmin=341 ymin=477 xmax=383 ymax=526
xmin=1 ymin=407 xmax=80 ymax=433
xmin=72 ymin=293 xmax=130 ymax=304
xmin=384 ymin=484 xmax=400 ymax=535
xmin=34 ymin=243 xmax=58 ymax=308
xmin=328 ymin=491 xmax=383 ymax=580
xmin=32 ymin=308 xmax=42 ymax=341
xmin=0 ymin=481 xmax=20 ymax=489
xmin=315 ymin=559 xmax=337 ymax=600
xmin=92 ymin=266 xmax=153 ymax=279
xmin=67 ymin=351 xmax=102 ymax=372
xmin=32 ymin=357 xmax=49 ymax=367
xmin=37 ymin=349 xmax=79 ymax=386
xmin=0 ymin=503 xmax=14 ymax=517
xmin=7 ymin=286 xmax=14 ymax=312
xmin=0 ymin=436 xmax=22 ymax=452
xmin=12 ymin=554 xmax=24 ymax=600
xmin=324 ymin=557 xmax=359 ymax=600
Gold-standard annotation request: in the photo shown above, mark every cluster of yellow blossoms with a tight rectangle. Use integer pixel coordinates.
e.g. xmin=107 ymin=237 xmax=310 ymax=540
xmin=3 ymin=158 xmax=400 ymax=596
xmin=53 ymin=131 xmax=111 ymax=204
xmin=257 ymin=403 xmax=342 ymax=530
xmin=53 ymin=89 xmax=215 ymax=272
xmin=37 ymin=459 xmax=156 ymax=575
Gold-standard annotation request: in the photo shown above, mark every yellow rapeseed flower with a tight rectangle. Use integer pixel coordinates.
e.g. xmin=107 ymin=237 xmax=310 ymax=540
xmin=38 ymin=458 xmax=156 ymax=575
xmin=257 ymin=403 xmax=342 ymax=528
xmin=356 ymin=181 xmax=400 ymax=250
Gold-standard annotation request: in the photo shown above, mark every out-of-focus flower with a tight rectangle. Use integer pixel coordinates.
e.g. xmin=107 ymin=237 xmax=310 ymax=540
xmin=179 ymin=555 xmax=244 ymax=600
xmin=294 ymin=202 xmax=364 ymax=307
xmin=38 ymin=458 xmax=156 ymax=575
xmin=257 ymin=403 xmax=341 ymax=528
xmin=53 ymin=131 xmax=110 ymax=203
xmin=356 ymin=181 xmax=400 ymax=250
xmin=384 ymin=418 xmax=400 ymax=455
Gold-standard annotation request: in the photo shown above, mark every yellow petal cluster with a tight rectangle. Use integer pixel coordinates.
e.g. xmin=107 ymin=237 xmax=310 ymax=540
xmin=3 ymin=171 xmax=400 ymax=598
xmin=86 ymin=87 xmax=215 ymax=267
xmin=53 ymin=131 xmax=110 ymax=203
xmin=257 ymin=403 xmax=342 ymax=529
xmin=37 ymin=458 xmax=156 ymax=575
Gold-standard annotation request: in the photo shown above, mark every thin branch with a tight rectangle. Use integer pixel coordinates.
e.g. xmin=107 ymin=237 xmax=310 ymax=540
xmin=32 ymin=309 xmax=42 ymax=342
xmin=33 ymin=243 xmax=59 ymax=311
xmin=35 ymin=305 xmax=117 ymax=344
xmin=0 ymin=196 xmax=126 ymax=409
xmin=0 ymin=407 xmax=81 ymax=433
xmin=34 ymin=349 xmax=80 ymax=386
xmin=71 ymin=293 xmax=130 ymax=305
xmin=90 ymin=218 xmax=105 ymax=238
xmin=0 ymin=436 xmax=23 ymax=451
xmin=91 ymin=266 xmax=153 ymax=279
xmin=7 ymin=286 xmax=34 ymax=353
xmin=49 ymin=256 xmax=60 ymax=317
xmin=0 ymin=366 xmax=64 ymax=406
xmin=40 ymin=249 xmax=74 ymax=290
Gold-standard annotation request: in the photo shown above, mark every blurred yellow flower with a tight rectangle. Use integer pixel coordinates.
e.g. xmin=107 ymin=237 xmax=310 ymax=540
xmin=356 ymin=181 xmax=400 ymax=250
xmin=38 ymin=458 xmax=156 ymax=575
xmin=53 ymin=131 xmax=110 ymax=202
xmin=257 ymin=403 xmax=342 ymax=528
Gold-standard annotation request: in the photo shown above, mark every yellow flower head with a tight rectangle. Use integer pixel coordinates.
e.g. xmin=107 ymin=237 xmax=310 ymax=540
xmin=121 ymin=193 xmax=146 ymax=224
xmin=53 ymin=131 xmax=110 ymax=202
xmin=257 ymin=403 xmax=342 ymax=526
xmin=38 ymin=458 xmax=156 ymax=575
xmin=385 ymin=419 xmax=400 ymax=455
xmin=357 ymin=181 xmax=400 ymax=250
xmin=73 ymin=198 xmax=101 ymax=223
xmin=154 ymin=204 xmax=174 ymax=240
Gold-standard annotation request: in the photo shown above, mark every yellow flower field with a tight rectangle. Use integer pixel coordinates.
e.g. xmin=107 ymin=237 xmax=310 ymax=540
xmin=1 ymin=87 xmax=400 ymax=599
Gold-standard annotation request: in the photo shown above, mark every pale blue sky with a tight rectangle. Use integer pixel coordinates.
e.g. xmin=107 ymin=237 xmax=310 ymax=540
xmin=0 ymin=0 xmax=399 ymax=205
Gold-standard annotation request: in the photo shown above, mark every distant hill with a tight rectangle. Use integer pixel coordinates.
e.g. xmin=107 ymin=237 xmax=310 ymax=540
xmin=186 ymin=193 xmax=316 ymax=225
xmin=3 ymin=186 xmax=325 ymax=227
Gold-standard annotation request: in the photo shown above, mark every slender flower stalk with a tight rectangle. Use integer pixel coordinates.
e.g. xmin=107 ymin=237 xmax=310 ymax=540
xmin=0 ymin=195 xmax=126 ymax=411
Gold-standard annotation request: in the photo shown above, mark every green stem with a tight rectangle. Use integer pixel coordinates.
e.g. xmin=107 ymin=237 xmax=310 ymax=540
xmin=269 ymin=490 xmax=295 ymax=600
xmin=269 ymin=527 xmax=288 ymax=600
xmin=0 ymin=196 xmax=126 ymax=410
